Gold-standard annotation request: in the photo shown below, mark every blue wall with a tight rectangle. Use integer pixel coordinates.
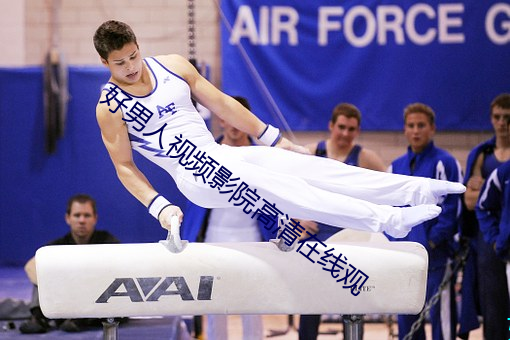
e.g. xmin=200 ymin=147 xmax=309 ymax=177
xmin=0 ymin=67 xmax=186 ymax=265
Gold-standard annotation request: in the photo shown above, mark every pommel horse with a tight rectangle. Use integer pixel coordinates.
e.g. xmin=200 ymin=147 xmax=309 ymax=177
xmin=36 ymin=218 xmax=428 ymax=339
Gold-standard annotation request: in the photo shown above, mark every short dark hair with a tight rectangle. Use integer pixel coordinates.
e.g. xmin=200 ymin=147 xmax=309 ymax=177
xmin=93 ymin=20 xmax=138 ymax=60
xmin=331 ymin=103 xmax=361 ymax=126
xmin=66 ymin=194 xmax=97 ymax=215
xmin=490 ymin=93 xmax=510 ymax=113
xmin=403 ymin=103 xmax=435 ymax=125
xmin=233 ymin=96 xmax=251 ymax=111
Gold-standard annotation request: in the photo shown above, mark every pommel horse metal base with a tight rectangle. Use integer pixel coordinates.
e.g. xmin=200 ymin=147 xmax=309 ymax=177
xmin=36 ymin=229 xmax=428 ymax=340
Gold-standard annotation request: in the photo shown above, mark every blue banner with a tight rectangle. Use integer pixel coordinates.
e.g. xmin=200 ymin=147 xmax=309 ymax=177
xmin=221 ymin=0 xmax=510 ymax=131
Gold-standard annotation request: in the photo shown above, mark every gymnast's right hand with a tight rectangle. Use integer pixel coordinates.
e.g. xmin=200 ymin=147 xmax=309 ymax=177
xmin=158 ymin=205 xmax=184 ymax=231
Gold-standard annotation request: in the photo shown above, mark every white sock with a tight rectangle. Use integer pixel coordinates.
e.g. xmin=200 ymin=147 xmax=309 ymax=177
xmin=386 ymin=204 xmax=442 ymax=238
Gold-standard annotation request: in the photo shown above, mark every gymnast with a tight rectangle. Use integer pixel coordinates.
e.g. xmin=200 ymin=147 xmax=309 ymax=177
xmin=93 ymin=20 xmax=465 ymax=239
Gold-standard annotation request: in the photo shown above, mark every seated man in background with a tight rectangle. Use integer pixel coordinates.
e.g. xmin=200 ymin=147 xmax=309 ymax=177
xmin=19 ymin=193 xmax=120 ymax=334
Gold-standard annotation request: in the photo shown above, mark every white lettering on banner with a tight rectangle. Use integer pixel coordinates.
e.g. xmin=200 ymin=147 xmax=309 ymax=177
xmin=377 ymin=5 xmax=405 ymax=45
xmin=318 ymin=4 xmax=464 ymax=47
xmin=485 ymin=3 xmax=510 ymax=45
xmin=405 ymin=4 xmax=436 ymax=45
xmin=229 ymin=3 xmax=507 ymax=47
xmin=230 ymin=6 xmax=258 ymax=44
xmin=230 ymin=5 xmax=299 ymax=45
xmin=318 ymin=7 xmax=344 ymax=46
xmin=272 ymin=6 xmax=299 ymax=45
xmin=343 ymin=6 xmax=377 ymax=47
xmin=438 ymin=3 xmax=465 ymax=43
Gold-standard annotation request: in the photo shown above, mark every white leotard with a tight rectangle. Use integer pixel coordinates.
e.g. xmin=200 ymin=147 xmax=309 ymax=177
xmin=100 ymin=57 xmax=445 ymax=236
xmin=102 ymin=57 xmax=215 ymax=179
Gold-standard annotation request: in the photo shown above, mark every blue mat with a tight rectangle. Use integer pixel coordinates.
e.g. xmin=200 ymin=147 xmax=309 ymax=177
xmin=1 ymin=317 xmax=192 ymax=339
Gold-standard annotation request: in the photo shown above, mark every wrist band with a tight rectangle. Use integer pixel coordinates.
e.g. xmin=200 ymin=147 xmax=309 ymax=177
xmin=258 ymin=124 xmax=282 ymax=147
xmin=148 ymin=194 xmax=172 ymax=220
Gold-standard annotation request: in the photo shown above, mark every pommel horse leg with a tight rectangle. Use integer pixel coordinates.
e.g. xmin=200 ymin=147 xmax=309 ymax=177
xmin=325 ymin=230 xmax=401 ymax=340
xmin=267 ymin=215 xmax=298 ymax=337
xmin=343 ymin=314 xmax=363 ymax=340
xmin=102 ymin=318 xmax=119 ymax=340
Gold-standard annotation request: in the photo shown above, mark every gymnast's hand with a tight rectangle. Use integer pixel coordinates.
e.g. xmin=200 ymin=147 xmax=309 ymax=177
xmin=296 ymin=219 xmax=319 ymax=240
xmin=158 ymin=204 xmax=184 ymax=231
xmin=276 ymin=137 xmax=311 ymax=154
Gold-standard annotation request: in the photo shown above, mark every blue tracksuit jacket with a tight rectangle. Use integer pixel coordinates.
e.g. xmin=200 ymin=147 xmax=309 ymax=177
xmin=388 ymin=141 xmax=462 ymax=268
xmin=476 ymin=160 xmax=510 ymax=259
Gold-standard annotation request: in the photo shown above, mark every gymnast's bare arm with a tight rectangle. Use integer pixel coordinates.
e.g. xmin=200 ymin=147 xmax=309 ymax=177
xmin=158 ymin=54 xmax=309 ymax=154
xmin=96 ymin=95 xmax=183 ymax=229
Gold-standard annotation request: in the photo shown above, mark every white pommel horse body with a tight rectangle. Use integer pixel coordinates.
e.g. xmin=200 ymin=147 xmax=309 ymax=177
xmin=36 ymin=229 xmax=428 ymax=340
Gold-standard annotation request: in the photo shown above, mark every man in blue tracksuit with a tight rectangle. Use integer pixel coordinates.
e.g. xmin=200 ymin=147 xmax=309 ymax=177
xmin=460 ymin=93 xmax=510 ymax=340
xmin=474 ymin=125 xmax=510 ymax=340
xmin=456 ymin=136 xmax=494 ymax=339
xmin=477 ymin=160 xmax=510 ymax=261
xmin=388 ymin=103 xmax=462 ymax=340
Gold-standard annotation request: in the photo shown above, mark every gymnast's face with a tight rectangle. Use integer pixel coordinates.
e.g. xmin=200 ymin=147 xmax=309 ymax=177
xmin=65 ymin=201 xmax=98 ymax=244
xmin=101 ymin=42 xmax=143 ymax=85
xmin=404 ymin=112 xmax=435 ymax=154
xmin=329 ymin=115 xmax=360 ymax=148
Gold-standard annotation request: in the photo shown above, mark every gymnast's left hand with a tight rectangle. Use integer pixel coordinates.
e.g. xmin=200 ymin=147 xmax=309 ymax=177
xmin=276 ymin=137 xmax=311 ymax=154
xmin=158 ymin=205 xmax=184 ymax=231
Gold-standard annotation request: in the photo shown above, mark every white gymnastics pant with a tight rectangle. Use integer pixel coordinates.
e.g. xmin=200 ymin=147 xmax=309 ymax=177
xmin=173 ymin=144 xmax=441 ymax=234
